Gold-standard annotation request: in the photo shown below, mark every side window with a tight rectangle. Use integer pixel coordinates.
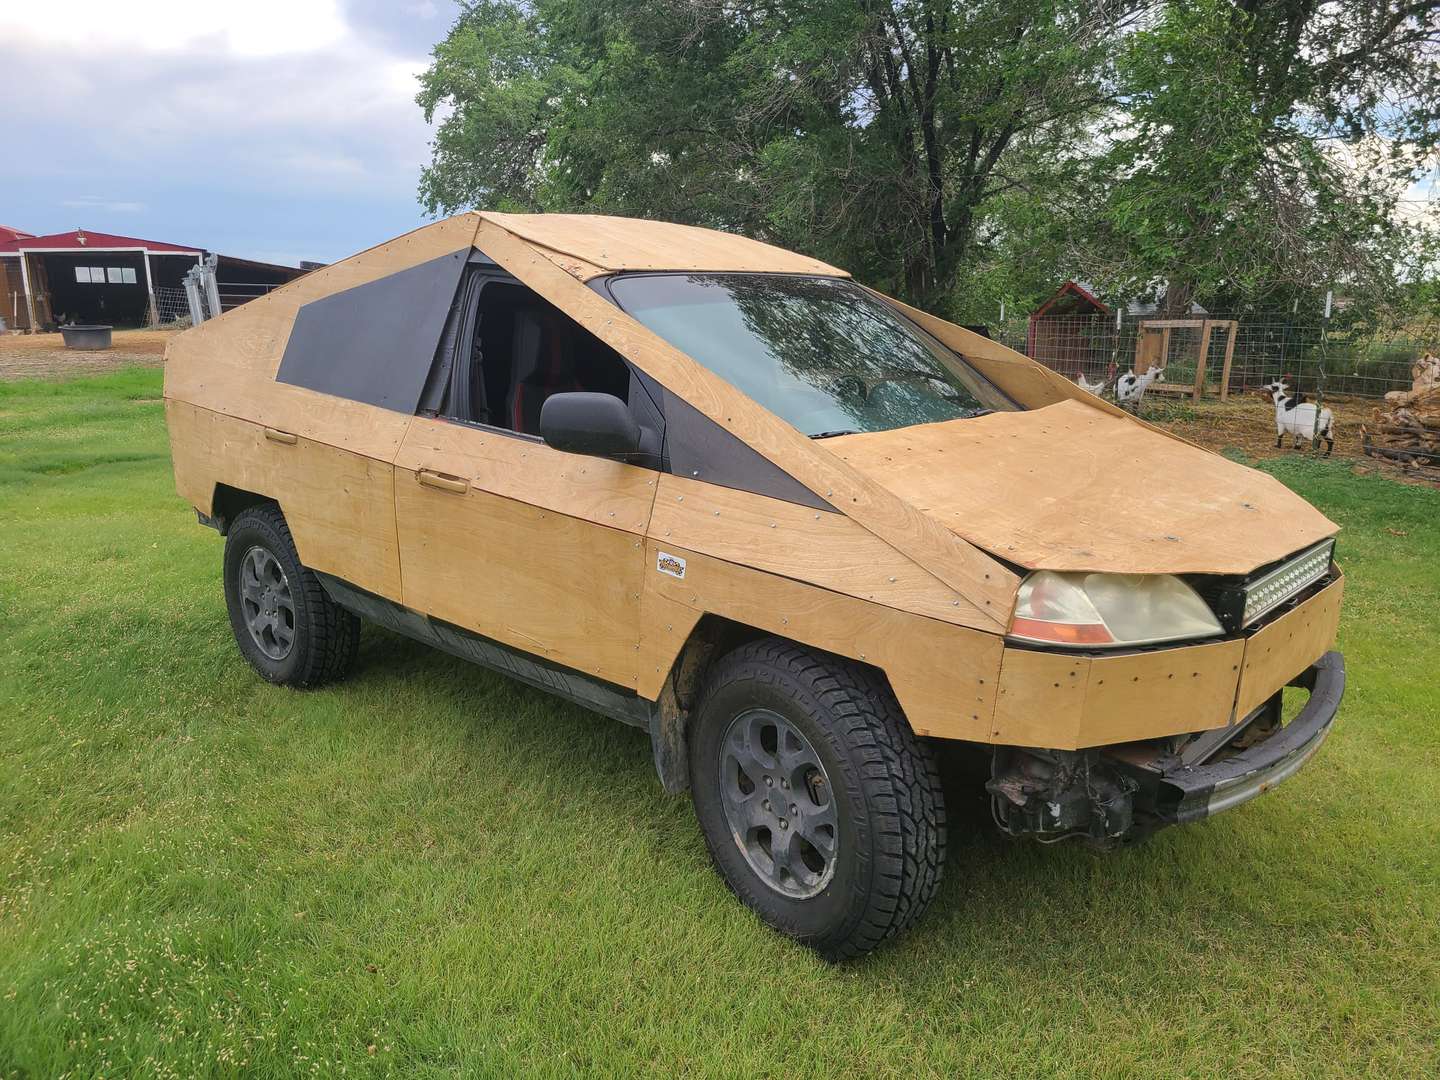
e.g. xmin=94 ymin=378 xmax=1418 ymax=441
xmin=433 ymin=276 xmax=637 ymax=438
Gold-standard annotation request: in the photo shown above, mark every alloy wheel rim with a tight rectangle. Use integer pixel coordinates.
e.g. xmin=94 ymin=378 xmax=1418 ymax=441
xmin=718 ymin=708 xmax=838 ymax=899
xmin=239 ymin=545 xmax=295 ymax=661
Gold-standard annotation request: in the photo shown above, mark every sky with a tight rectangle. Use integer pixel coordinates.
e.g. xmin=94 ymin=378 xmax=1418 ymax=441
xmin=0 ymin=0 xmax=453 ymax=268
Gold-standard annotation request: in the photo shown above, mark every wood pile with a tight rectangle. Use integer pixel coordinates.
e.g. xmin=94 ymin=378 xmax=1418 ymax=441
xmin=1363 ymin=352 xmax=1440 ymax=475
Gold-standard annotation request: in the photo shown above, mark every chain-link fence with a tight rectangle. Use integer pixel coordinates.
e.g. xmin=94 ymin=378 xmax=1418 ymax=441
xmin=985 ymin=309 xmax=1440 ymax=472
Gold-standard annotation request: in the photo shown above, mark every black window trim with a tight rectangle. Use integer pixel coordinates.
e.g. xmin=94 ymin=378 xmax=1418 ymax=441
xmin=416 ymin=253 xmax=665 ymax=459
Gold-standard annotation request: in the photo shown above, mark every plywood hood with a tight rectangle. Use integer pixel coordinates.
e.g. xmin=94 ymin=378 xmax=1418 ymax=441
xmin=829 ymin=400 xmax=1338 ymax=575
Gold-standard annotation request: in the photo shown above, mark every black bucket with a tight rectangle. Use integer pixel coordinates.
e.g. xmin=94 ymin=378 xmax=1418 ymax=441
xmin=60 ymin=325 xmax=114 ymax=350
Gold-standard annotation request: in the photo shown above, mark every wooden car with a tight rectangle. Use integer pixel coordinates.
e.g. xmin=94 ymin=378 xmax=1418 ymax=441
xmin=165 ymin=213 xmax=1345 ymax=959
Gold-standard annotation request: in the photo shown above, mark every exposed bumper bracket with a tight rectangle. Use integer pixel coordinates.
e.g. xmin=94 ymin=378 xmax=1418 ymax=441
xmin=1153 ymin=651 xmax=1345 ymax=825
xmin=989 ymin=652 xmax=1345 ymax=844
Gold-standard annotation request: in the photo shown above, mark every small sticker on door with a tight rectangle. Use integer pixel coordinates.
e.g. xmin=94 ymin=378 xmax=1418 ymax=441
xmin=656 ymin=551 xmax=687 ymax=579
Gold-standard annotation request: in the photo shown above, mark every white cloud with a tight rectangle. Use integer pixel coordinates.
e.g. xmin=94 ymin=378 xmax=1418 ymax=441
xmin=0 ymin=0 xmax=444 ymax=261
xmin=3 ymin=0 xmax=350 ymax=57
xmin=62 ymin=196 xmax=148 ymax=214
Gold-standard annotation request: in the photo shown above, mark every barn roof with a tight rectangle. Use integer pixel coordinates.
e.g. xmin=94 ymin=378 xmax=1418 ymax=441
xmin=0 ymin=225 xmax=34 ymax=243
xmin=0 ymin=228 xmax=202 ymax=255
xmin=481 ymin=212 xmax=847 ymax=279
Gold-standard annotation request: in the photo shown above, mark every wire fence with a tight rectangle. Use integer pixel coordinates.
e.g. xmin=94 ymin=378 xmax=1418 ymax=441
xmin=991 ymin=310 xmax=1440 ymax=401
xmin=988 ymin=309 xmax=1440 ymax=472
xmin=152 ymin=286 xmax=192 ymax=325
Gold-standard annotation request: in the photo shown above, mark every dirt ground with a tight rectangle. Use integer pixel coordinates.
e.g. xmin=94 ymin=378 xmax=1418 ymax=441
xmin=0 ymin=329 xmax=175 ymax=380
xmin=1141 ymin=392 xmax=1440 ymax=487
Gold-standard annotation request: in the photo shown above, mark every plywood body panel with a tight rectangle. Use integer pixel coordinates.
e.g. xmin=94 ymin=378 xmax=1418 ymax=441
xmin=164 ymin=214 xmax=482 ymax=462
xmin=482 ymin=213 xmax=847 ymax=278
xmin=636 ymin=543 xmax=1003 ymax=740
xmin=991 ymin=577 xmax=1341 ymax=749
xmin=166 ymin=401 xmax=402 ymax=599
xmin=832 ymin=400 xmax=1338 ymax=575
xmin=471 ymin=219 xmax=1017 ymax=630
xmin=647 ymin=474 xmax=995 ymax=627
xmin=1235 ymin=576 xmax=1344 ymax=718
xmin=400 ymin=416 xmax=657 ymax=531
xmin=162 ymin=210 xmax=1347 ymax=755
xmin=993 ymin=639 xmax=1245 ymax=749
xmin=393 ymin=419 xmax=656 ymax=688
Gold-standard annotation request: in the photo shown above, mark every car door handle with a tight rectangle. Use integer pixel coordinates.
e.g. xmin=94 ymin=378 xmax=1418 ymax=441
xmin=263 ymin=427 xmax=297 ymax=445
xmin=416 ymin=469 xmax=470 ymax=495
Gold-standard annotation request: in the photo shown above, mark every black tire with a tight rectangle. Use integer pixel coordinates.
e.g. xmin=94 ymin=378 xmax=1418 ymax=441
xmin=689 ymin=638 xmax=946 ymax=960
xmin=222 ymin=505 xmax=360 ymax=687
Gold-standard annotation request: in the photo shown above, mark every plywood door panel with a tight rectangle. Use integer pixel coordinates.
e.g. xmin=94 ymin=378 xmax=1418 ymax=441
xmin=1235 ymin=576 xmax=1344 ymax=718
xmin=636 ymin=542 xmax=1003 ymax=740
xmin=400 ymin=416 xmax=657 ymax=532
xmin=166 ymin=400 xmax=403 ymax=599
xmin=472 ymin=219 xmax=1018 ymax=630
xmin=394 ymin=421 xmax=656 ymax=688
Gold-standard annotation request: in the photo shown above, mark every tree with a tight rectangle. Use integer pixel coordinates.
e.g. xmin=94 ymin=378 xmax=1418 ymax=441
xmin=417 ymin=0 xmax=1137 ymax=308
xmin=1075 ymin=0 xmax=1440 ymax=314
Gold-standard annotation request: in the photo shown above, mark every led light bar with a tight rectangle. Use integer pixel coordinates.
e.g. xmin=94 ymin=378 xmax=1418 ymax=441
xmin=1241 ymin=540 xmax=1335 ymax=627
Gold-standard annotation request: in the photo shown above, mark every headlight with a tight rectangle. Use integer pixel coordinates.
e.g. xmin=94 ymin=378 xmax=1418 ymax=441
xmin=1009 ymin=571 xmax=1224 ymax=648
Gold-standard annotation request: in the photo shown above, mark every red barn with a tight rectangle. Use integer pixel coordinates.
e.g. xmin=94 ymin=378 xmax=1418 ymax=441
xmin=0 ymin=227 xmax=307 ymax=330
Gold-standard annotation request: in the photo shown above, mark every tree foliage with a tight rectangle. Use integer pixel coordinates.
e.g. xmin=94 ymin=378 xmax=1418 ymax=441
xmin=1076 ymin=0 xmax=1440 ymax=313
xmin=418 ymin=0 xmax=1134 ymax=309
xmin=417 ymin=1 xmax=1440 ymax=314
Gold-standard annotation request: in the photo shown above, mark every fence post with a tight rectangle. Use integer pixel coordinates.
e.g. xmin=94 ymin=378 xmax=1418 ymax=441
xmin=202 ymin=254 xmax=222 ymax=320
xmin=183 ymin=267 xmax=206 ymax=325
xmin=1313 ymin=290 xmax=1332 ymax=449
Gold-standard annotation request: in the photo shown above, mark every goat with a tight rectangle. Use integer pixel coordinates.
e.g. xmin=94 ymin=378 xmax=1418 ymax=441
xmin=1115 ymin=365 xmax=1163 ymax=411
xmin=1075 ymin=372 xmax=1110 ymax=398
xmin=1256 ymin=378 xmax=1334 ymax=456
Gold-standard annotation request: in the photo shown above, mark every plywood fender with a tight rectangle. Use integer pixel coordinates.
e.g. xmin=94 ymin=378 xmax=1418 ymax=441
xmin=636 ymin=542 xmax=1003 ymax=741
xmin=648 ymin=473 xmax=993 ymax=627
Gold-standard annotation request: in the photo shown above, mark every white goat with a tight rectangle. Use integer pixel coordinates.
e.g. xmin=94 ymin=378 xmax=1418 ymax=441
xmin=1115 ymin=365 xmax=1163 ymax=410
xmin=1075 ymin=372 xmax=1110 ymax=398
xmin=1258 ymin=379 xmax=1335 ymax=456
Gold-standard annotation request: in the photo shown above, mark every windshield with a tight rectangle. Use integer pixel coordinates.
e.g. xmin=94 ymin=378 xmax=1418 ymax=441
xmin=606 ymin=273 xmax=1014 ymax=436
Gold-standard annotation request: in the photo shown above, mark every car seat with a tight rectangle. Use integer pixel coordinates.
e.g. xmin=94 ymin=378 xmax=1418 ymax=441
xmin=508 ymin=306 xmax=582 ymax=434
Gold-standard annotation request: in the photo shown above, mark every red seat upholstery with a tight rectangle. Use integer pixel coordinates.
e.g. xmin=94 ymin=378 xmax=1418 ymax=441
xmin=508 ymin=306 xmax=582 ymax=434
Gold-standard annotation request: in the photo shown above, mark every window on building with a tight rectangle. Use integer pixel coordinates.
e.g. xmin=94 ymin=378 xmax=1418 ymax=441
xmin=104 ymin=267 xmax=137 ymax=284
xmin=74 ymin=266 xmax=104 ymax=283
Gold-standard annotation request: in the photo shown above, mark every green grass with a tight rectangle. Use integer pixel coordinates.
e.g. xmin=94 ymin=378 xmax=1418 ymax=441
xmin=2 ymin=369 xmax=1437 ymax=1077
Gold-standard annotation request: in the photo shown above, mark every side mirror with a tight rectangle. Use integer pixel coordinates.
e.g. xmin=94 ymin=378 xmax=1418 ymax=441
xmin=540 ymin=392 xmax=642 ymax=458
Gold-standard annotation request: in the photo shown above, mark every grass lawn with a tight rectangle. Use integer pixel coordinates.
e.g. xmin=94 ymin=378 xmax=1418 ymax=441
xmin=2 ymin=368 xmax=1437 ymax=1077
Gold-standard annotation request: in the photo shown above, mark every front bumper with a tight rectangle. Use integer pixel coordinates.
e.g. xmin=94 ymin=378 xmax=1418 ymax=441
xmin=1148 ymin=651 xmax=1345 ymax=825
xmin=987 ymin=652 xmax=1345 ymax=844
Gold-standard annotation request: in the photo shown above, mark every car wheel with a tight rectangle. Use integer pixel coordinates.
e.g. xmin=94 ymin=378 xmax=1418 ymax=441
xmin=689 ymin=638 xmax=946 ymax=960
xmin=223 ymin=505 xmax=360 ymax=687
